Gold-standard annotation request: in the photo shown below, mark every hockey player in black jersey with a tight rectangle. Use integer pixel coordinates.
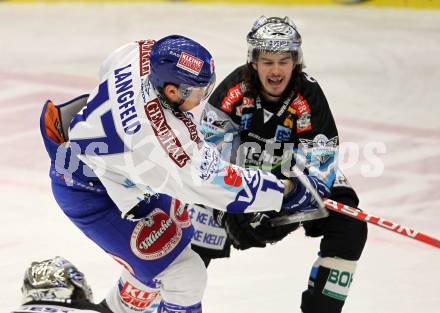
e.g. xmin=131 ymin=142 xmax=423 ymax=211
xmin=190 ymin=16 xmax=368 ymax=313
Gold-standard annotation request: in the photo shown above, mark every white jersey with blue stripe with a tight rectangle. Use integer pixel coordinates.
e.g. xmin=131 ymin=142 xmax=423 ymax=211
xmin=68 ymin=40 xmax=285 ymax=217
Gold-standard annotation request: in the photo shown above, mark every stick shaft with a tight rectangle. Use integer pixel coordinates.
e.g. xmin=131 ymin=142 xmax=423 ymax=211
xmin=324 ymin=199 xmax=440 ymax=249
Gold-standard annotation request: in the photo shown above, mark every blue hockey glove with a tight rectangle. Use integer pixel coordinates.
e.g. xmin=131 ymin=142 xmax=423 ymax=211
xmin=281 ymin=174 xmax=330 ymax=213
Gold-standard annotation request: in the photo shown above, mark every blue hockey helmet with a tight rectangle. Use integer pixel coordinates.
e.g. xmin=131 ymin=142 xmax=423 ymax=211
xmin=150 ymin=35 xmax=216 ymax=99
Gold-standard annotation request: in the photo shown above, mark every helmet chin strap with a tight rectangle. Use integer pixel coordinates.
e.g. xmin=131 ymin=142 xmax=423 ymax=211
xmin=172 ymin=97 xmax=185 ymax=111
xmin=178 ymin=98 xmax=185 ymax=107
xmin=157 ymin=91 xmax=185 ymax=111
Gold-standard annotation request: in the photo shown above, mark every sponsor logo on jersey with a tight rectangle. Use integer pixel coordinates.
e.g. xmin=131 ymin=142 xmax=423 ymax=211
xmin=114 ymin=64 xmax=141 ymax=135
xmin=189 ymin=205 xmax=227 ymax=250
xmin=200 ymin=110 xmax=229 ymax=139
xmin=240 ymin=113 xmax=253 ymax=130
xmin=297 ymin=112 xmax=312 ymax=132
xmin=224 ymin=165 xmax=243 ymax=187
xmin=138 ymin=39 xmax=155 ymax=77
xmin=172 ymin=110 xmax=202 ymax=146
xmin=242 ymin=96 xmax=254 ymax=107
xmin=130 ymin=209 xmax=182 ymax=260
xmin=282 ymin=114 xmax=294 ymax=129
xmin=170 ymin=198 xmax=191 ymax=228
xmin=283 ymin=102 xmax=296 ymax=129
xmin=221 ymin=82 xmax=245 ymax=113
xmin=145 ymin=99 xmax=191 ymax=168
xmin=275 ymin=125 xmax=292 ymax=142
xmin=199 ymin=144 xmax=220 ymax=181
xmin=299 ymin=134 xmax=338 ymax=164
xmin=291 ymin=94 xmax=312 ymax=133
xmin=120 ymin=281 xmax=161 ymax=310
xmin=236 ymin=97 xmax=254 ymax=117
xmin=176 ymin=52 xmax=204 ymax=76
xmin=247 ymin=131 xmax=275 ymax=144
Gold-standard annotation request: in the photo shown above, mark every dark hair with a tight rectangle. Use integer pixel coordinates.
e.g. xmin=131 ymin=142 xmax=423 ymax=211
xmin=243 ymin=52 xmax=303 ymax=99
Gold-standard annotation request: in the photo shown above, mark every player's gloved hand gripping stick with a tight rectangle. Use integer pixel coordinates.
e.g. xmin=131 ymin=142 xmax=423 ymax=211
xmin=274 ymin=167 xmax=440 ymax=250
xmin=278 ymin=166 xmax=330 ymax=224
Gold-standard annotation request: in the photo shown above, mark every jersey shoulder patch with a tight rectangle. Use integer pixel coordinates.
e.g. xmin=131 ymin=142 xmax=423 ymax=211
xmin=220 ymin=81 xmax=247 ymax=113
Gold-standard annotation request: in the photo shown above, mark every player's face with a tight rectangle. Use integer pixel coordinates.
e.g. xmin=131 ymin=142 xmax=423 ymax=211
xmin=163 ymin=78 xmax=215 ymax=112
xmin=178 ymin=88 xmax=206 ymax=111
xmin=163 ymin=84 xmax=205 ymax=111
xmin=252 ymin=52 xmax=294 ymax=101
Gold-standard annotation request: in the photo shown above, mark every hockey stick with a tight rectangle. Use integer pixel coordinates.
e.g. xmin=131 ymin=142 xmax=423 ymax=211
xmin=324 ymin=199 xmax=440 ymax=250
xmin=271 ymin=197 xmax=440 ymax=249
xmin=276 ymin=167 xmax=329 ymax=224
xmin=270 ymin=171 xmax=440 ymax=249
xmin=271 ymin=163 xmax=440 ymax=249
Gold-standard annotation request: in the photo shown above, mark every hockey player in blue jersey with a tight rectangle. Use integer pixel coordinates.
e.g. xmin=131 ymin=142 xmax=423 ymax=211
xmin=39 ymin=35 xmax=330 ymax=313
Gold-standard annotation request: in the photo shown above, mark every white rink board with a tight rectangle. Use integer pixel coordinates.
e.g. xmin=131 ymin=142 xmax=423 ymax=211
xmin=0 ymin=3 xmax=439 ymax=313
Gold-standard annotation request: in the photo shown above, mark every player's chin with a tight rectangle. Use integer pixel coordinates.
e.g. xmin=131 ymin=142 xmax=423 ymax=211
xmin=266 ymin=87 xmax=285 ymax=97
xmin=265 ymin=82 xmax=286 ymax=96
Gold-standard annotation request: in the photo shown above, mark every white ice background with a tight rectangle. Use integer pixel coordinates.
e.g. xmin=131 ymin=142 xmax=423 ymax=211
xmin=0 ymin=3 xmax=439 ymax=312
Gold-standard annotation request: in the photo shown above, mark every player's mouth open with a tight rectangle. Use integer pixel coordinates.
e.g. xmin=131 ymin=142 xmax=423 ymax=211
xmin=268 ymin=77 xmax=283 ymax=86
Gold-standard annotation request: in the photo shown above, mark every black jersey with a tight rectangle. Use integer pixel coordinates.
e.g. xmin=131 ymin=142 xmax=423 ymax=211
xmin=201 ymin=65 xmax=339 ymax=184
xmin=193 ymin=65 xmax=361 ymax=259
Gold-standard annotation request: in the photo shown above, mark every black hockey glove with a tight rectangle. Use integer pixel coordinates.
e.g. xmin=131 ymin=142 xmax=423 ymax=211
xmin=213 ymin=209 xmax=299 ymax=250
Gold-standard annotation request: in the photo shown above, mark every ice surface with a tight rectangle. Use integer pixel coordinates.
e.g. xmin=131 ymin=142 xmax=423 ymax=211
xmin=0 ymin=3 xmax=439 ymax=312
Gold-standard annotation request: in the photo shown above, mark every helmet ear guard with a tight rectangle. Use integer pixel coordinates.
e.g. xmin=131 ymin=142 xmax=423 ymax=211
xmin=246 ymin=16 xmax=304 ymax=67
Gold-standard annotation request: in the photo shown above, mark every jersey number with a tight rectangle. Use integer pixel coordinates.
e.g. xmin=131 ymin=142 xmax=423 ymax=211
xmin=70 ymin=80 xmax=128 ymax=155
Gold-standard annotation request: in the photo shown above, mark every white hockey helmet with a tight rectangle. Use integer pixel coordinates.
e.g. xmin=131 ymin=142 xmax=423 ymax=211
xmin=21 ymin=256 xmax=93 ymax=304
xmin=247 ymin=16 xmax=303 ymax=66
